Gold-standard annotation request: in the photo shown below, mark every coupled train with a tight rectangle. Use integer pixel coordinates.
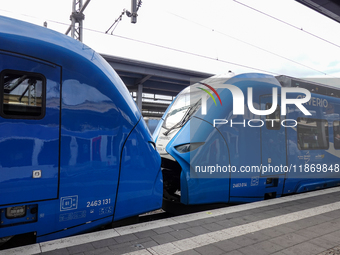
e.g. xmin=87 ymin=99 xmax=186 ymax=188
xmin=154 ymin=73 xmax=340 ymax=205
xmin=0 ymin=16 xmax=162 ymax=244
xmin=1 ymin=13 xmax=340 ymax=248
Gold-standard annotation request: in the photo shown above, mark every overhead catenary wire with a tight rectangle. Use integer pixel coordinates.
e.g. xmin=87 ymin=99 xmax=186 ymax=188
xmin=0 ymin=8 xmax=280 ymax=75
xmin=233 ymin=0 xmax=340 ymax=49
xmin=168 ymin=12 xmax=329 ymax=76
xmin=100 ymin=30 xmax=282 ymax=75
xmin=0 ymin=0 xmax=339 ymax=77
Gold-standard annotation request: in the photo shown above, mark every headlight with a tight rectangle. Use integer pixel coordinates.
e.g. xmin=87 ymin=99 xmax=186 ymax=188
xmin=175 ymin=142 xmax=204 ymax=153
xmin=6 ymin=206 xmax=26 ymax=218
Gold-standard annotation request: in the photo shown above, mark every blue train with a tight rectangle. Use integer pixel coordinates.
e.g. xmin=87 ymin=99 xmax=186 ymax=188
xmin=0 ymin=16 xmax=162 ymax=244
xmin=154 ymin=73 xmax=340 ymax=205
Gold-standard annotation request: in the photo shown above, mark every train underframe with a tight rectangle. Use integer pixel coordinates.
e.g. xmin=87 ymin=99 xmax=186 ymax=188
xmin=161 ymin=157 xmax=182 ymax=203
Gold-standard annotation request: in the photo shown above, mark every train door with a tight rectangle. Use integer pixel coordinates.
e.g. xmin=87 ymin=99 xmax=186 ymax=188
xmin=0 ymin=52 xmax=60 ymax=205
xmin=260 ymin=95 xmax=286 ymax=198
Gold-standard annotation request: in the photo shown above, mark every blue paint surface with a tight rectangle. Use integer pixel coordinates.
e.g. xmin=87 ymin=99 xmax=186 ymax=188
xmin=0 ymin=15 xmax=162 ymax=241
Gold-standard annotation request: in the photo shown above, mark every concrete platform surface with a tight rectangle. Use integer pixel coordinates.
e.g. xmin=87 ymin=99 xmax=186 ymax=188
xmin=3 ymin=187 xmax=340 ymax=255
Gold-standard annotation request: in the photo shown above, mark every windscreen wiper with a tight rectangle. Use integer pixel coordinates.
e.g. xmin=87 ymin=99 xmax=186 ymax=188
xmin=163 ymin=106 xmax=192 ymax=136
xmin=163 ymin=100 xmax=201 ymax=136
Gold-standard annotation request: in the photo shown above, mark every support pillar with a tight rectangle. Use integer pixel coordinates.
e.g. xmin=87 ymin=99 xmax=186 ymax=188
xmin=137 ymin=83 xmax=143 ymax=111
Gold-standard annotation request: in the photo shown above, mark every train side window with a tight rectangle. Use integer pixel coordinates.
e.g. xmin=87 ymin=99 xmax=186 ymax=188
xmin=1 ymin=70 xmax=45 ymax=119
xmin=266 ymin=103 xmax=280 ymax=130
xmin=297 ymin=118 xmax=329 ymax=150
xmin=333 ymin=121 xmax=340 ymax=149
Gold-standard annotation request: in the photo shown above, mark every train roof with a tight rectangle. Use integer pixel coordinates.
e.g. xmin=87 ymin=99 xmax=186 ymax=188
xmin=276 ymin=75 xmax=340 ymax=99
xmin=0 ymin=15 xmax=102 ymax=70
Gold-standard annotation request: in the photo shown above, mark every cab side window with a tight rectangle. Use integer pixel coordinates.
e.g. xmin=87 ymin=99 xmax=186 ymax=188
xmin=1 ymin=70 xmax=45 ymax=119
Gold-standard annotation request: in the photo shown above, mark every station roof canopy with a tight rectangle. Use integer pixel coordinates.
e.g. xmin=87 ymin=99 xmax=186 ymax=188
xmin=296 ymin=0 xmax=340 ymax=23
xmin=102 ymin=54 xmax=213 ymax=97
xmin=102 ymin=54 xmax=214 ymax=117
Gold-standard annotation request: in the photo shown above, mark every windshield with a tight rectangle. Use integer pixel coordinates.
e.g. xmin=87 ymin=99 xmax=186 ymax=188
xmin=163 ymin=88 xmax=203 ymax=129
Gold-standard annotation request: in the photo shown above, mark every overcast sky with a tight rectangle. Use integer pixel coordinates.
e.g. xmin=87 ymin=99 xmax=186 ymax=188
xmin=1 ymin=0 xmax=340 ymax=79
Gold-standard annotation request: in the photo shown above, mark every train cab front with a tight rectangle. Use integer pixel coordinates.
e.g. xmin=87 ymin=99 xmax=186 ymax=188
xmin=154 ymin=85 xmax=231 ymax=206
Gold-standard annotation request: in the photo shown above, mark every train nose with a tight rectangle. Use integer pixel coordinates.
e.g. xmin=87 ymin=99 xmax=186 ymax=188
xmin=161 ymin=117 xmax=231 ymax=205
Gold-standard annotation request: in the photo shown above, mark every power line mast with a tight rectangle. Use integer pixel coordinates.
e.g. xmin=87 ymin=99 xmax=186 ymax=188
xmin=131 ymin=0 xmax=138 ymax=23
xmin=65 ymin=0 xmax=91 ymax=42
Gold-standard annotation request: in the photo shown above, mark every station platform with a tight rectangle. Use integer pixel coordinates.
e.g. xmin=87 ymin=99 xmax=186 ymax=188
xmin=3 ymin=186 xmax=340 ymax=255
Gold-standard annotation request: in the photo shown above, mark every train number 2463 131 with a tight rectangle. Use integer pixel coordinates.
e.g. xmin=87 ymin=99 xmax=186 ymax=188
xmin=86 ymin=198 xmax=111 ymax=207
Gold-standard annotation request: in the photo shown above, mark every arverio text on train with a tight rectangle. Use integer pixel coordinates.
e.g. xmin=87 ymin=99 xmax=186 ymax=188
xmin=154 ymin=73 xmax=340 ymax=205
xmin=0 ymin=16 xmax=162 ymax=244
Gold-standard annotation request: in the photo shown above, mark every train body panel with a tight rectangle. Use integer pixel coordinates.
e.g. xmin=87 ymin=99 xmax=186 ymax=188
xmin=284 ymin=91 xmax=340 ymax=194
xmin=0 ymin=16 xmax=162 ymax=242
xmin=163 ymin=117 xmax=231 ymax=204
xmin=154 ymin=73 xmax=340 ymax=205
xmin=0 ymin=53 xmax=60 ymax=206
xmin=114 ymin=118 xmax=162 ymax=221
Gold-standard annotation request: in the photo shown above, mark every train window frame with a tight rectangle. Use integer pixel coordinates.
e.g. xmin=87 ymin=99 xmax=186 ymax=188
xmin=297 ymin=117 xmax=329 ymax=150
xmin=265 ymin=103 xmax=281 ymax=130
xmin=0 ymin=70 xmax=46 ymax=119
xmin=333 ymin=121 xmax=340 ymax=149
